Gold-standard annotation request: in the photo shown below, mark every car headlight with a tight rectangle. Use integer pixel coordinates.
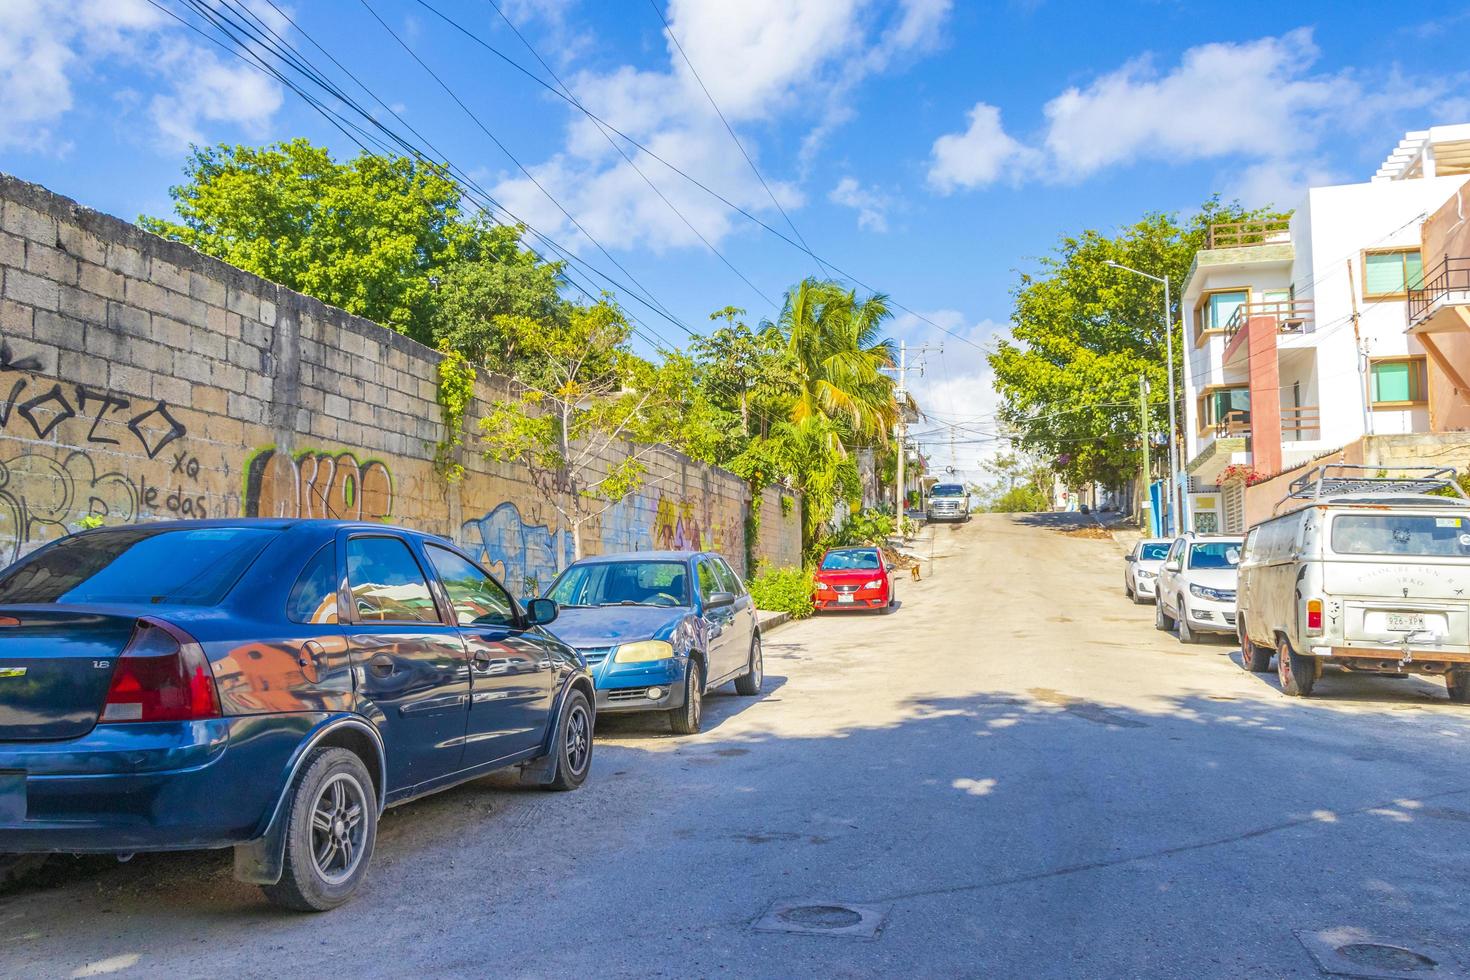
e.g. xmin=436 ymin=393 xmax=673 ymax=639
xmin=1137 ymin=570 xmax=1155 ymax=579
xmin=863 ymin=578 xmax=884 ymax=589
xmin=614 ymin=639 xmax=675 ymax=663
xmin=1190 ymin=584 xmax=1235 ymax=602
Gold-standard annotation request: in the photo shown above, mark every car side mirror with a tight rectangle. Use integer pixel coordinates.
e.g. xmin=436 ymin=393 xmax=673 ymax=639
xmin=524 ymin=597 xmax=559 ymax=627
xmin=706 ymin=591 xmax=736 ymax=609
xmin=1125 ymin=554 xmax=1136 ymax=562
xmin=1164 ymin=561 xmax=1181 ymax=572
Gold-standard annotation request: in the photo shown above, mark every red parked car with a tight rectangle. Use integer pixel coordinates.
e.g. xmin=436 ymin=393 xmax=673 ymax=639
xmin=812 ymin=547 xmax=896 ymax=613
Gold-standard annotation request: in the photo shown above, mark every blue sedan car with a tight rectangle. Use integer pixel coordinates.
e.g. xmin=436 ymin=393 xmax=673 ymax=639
xmin=544 ymin=551 xmax=762 ymax=734
xmin=0 ymin=520 xmax=594 ymax=910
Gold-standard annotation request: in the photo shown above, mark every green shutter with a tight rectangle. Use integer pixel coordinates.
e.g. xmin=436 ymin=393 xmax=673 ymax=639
xmin=1373 ymin=361 xmax=1412 ymax=403
xmin=1405 ymin=250 xmax=1424 ymax=288
xmin=1365 ymin=252 xmax=1411 ymax=295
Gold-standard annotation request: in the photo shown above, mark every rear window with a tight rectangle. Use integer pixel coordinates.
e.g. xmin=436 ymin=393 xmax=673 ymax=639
xmin=1189 ymin=541 xmax=1242 ymax=569
xmin=0 ymin=527 xmax=278 ymax=606
xmin=822 ymin=549 xmax=880 ymax=570
xmin=1139 ymin=543 xmax=1170 ymax=561
xmin=1332 ymin=514 xmax=1470 ymax=558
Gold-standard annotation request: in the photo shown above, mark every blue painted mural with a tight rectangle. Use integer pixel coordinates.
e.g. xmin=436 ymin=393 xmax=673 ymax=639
xmin=459 ymin=501 xmax=575 ymax=598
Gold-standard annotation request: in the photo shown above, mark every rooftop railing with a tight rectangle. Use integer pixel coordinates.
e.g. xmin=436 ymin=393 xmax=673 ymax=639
xmin=1407 ymin=256 xmax=1470 ymax=323
xmin=1206 ymin=219 xmax=1292 ymax=250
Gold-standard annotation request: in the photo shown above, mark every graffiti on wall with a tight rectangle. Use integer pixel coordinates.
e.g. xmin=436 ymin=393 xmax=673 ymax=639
xmin=0 ymin=449 xmax=139 ymax=562
xmin=600 ymin=490 xmax=741 ymax=564
xmin=243 ymin=447 xmax=394 ymax=521
xmin=459 ymin=501 xmax=574 ymax=598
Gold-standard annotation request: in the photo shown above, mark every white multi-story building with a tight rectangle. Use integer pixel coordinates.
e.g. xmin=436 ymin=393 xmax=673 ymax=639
xmin=1179 ymin=125 xmax=1470 ymax=533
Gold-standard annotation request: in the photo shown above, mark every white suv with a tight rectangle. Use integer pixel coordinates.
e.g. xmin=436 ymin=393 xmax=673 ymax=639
xmin=1155 ymin=534 xmax=1244 ymax=643
xmin=1124 ymin=538 xmax=1171 ymax=604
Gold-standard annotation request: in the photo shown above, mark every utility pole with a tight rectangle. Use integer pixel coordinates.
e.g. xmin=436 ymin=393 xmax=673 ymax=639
xmin=1139 ymin=373 xmax=1152 ymax=535
xmin=1347 ymin=259 xmax=1372 ymax=435
xmin=887 ymin=339 xmax=942 ymax=518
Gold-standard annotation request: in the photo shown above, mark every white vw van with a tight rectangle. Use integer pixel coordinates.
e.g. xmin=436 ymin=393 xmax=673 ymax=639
xmin=1235 ymin=465 xmax=1470 ymax=700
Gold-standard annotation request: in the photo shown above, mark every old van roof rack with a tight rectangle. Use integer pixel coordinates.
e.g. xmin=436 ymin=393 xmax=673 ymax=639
xmin=1282 ymin=464 xmax=1468 ymax=505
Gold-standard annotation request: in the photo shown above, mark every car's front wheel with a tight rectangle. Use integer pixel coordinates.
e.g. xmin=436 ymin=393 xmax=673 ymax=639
xmin=1239 ymin=621 xmax=1272 ymax=672
xmin=1176 ymin=598 xmax=1197 ymax=644
xmin=262 ymin=746 xmax=378 ymax=912
xmin=544 ymin=688 xmax=593 ymax=791
xmin=668 ymin=659 xmax=704 ymax=735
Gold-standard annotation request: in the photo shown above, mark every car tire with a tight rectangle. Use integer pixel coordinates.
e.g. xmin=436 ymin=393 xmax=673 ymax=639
xmin=0 ymin=854 xmax=46 ymax=892
xmin=734 ymin=635 xmax=763 ymax=696
xmin=1155 ymin=598 xmax=1174 ymax=632
xmin=1447 ymin=669 xmax=1470 ymax=703
xmin=668 ymin=659 xmax=704 ymax=735
xmin=544 ymin=688 xmax=593 ymax=791
xmin=1277 ymin=638 xmax=1316 ymax=697
xmin=1125 ymin=580 xmax=1134 ymax=600
xmin=1239 ymin=623 xmax=1272 ymax=672
xmin=1175 ymin=597 xmax=1196 ymax=643
xmin=261 ymin=747 xmax=378 ymax=913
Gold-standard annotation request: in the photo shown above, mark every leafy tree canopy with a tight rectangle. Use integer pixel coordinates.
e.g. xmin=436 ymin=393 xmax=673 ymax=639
xmin=989 ymin=197 xmax=1285 ymax=487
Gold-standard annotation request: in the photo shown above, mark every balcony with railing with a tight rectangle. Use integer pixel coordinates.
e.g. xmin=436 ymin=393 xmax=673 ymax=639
xmin=1407 ymin=256 xmax=1470 ymax=324
xmin=1223 ymin=299 xmax=1314 ymax=344
xmin=1206 ymin=219 xmax=1293 ymax=250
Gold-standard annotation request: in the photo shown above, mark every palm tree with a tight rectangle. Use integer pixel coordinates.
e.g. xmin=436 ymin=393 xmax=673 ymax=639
xmin=776 ymin=278 xmax=898 ymax=452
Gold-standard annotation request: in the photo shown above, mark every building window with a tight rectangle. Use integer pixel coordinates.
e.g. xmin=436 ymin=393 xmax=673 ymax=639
xmin=1362 ymin=249 xmax=1424 ymax=300
xmin=1369 ymin=356 xmax=1428 ymax=407
xmin=1195 ymin=289 xmax=1249 ymax=341
xmin=1198 ymin=386 xmax=1251 ymax=433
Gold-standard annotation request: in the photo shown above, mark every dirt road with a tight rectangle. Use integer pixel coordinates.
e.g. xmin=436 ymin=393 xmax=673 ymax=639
xmin=4 ymin=513 xmax=1470 ymax=978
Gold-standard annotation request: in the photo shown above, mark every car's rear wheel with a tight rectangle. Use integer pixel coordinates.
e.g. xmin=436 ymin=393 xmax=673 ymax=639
xmin=262 ymin=747 xmax=377 ymax=912
xmin=544 ymin=688 xmax=593 ymax=791
xmin=1155 ymin=598 xmax=1174 ymax=632
xmin=1239 ymin=622 xmax=1272 ymax=672
xmin=1175 ymin=598 xmax=1196 ymax=643
xmin=734 ymin=635 xmax=763 ymax=696
xmin=668 ymin=660 xmax=704 ymax=735
xmin=1447 ymin=669 xmax=1470 ymax=703
xmin=1277 ymin=638 xmax=1316 ymax=697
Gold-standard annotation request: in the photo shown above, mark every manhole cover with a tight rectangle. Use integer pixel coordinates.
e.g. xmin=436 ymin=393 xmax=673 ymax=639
xmin=1296 ymin=929 xmax=1462 ymax=979
xmin=754 ymin=900 xmax=888 ymax=939
xmin=778 ymin=905 xmax=863 ymax=928
xmin=1338 ymin=944 xmax=1437 ymax=972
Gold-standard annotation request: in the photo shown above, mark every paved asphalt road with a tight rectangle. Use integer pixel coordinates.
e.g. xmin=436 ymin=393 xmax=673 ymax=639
xmin=5 ymin=513 xmax=1470 ymax=978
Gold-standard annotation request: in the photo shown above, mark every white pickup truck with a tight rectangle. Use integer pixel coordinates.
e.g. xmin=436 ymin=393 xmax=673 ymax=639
xmin=926 ymin=483 xmax=970 ymax=522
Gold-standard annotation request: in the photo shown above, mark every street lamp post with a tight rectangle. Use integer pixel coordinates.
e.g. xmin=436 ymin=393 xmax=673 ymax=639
xmin=1105 ymin=260 xmax=1187 ymax=536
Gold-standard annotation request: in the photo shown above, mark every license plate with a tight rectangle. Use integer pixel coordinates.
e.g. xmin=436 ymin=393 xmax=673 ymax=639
xmin=837 ymin=594 xmax=855 ymax=604
xmin=1385 ymin=613 xmax=1427 ymax=632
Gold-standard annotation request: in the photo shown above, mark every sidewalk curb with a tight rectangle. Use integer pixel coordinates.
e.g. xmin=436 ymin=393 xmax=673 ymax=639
xmin=757 ymin=609 xmax=793 ymax=634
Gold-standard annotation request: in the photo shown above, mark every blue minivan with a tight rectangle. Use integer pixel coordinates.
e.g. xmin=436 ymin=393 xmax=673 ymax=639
xmin=0 ymin=520 xmax=594 ymax=910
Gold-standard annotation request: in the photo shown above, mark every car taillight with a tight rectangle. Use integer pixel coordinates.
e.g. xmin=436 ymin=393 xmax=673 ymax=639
xmin=1305 ymin=599 xmax=1323 ymax=634
xmin=100 ymin=618 xmax=220 ymax=723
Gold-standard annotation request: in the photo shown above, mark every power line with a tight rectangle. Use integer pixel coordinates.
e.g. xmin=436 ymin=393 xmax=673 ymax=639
xmin=645 ymin=0 xmax=830 ymax=280
xmin=408 ymin=0 xmax=989 ymax=354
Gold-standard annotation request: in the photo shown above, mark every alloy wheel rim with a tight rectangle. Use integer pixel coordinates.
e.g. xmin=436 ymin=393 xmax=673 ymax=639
xmin=566 ymin=703 xmax=590 ymax=775
xmin=690 ymin=672 xmax=702 ymax=726
xmin=753 ymin=642 xmax=763 ymax=687
xmin=310 ymin=772 xmax=368 ymax=885
xmin=1277 ymin=642 xmax=1290 ymax=687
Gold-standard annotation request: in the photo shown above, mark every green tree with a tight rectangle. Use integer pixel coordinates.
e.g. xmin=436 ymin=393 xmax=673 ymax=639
xmin=477 ymin=297 xmax=675 ymax=562
xmin=432 ymin=252 xmax=568 ymax=373
xmin=141 ymin=138 xmax=537 ymax=345
xmin=989 ymin=198 xmax=1285 ymax=487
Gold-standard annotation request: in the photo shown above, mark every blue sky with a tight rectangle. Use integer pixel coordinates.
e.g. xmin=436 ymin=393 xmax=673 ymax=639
xmin=3 ymin=0 xmax=1468 ymax=482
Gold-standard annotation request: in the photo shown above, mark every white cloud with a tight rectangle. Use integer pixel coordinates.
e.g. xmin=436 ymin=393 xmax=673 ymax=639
xmin=828 ymin=176 xmax=890 ymax=232
xmin=891 ymin=310 xmax=1009 ymax=480
xmin=496 ymin=0 xmax=952 ymax=256
xmin=0 ymin=0 xmax=284 ymax=154
xmin=924 ymin=28 xmax=1460 ymax=206
xmin=926 ymin=102 xmax=1038 ymax=193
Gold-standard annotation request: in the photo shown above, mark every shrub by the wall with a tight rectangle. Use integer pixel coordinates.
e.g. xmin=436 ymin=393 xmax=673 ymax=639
xmin=747 ymin=564 xmax=815 ymax=619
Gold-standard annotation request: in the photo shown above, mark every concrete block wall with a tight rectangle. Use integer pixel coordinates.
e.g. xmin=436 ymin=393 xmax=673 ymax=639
xmin=0 ymin=173 xmax=802 ymax=590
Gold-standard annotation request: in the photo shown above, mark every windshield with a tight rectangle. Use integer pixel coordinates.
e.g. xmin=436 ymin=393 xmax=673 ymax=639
xmin=821 ymin=549 xmax=881 ymax=570
xmin=0 ymin=526 xmax=278 ymax=606
xmin=1332 ymin=514 xmax=1470 ymax=558
xmin=1189 ymin=541 xmax=1242 ymax=569
xmin=1139 ymin=543 xmax=1170 ymax=561
xmin=931 ymin=484 xmax=965 ymax=497
xmin=546 ymin=560 xmax=690 ymax=607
